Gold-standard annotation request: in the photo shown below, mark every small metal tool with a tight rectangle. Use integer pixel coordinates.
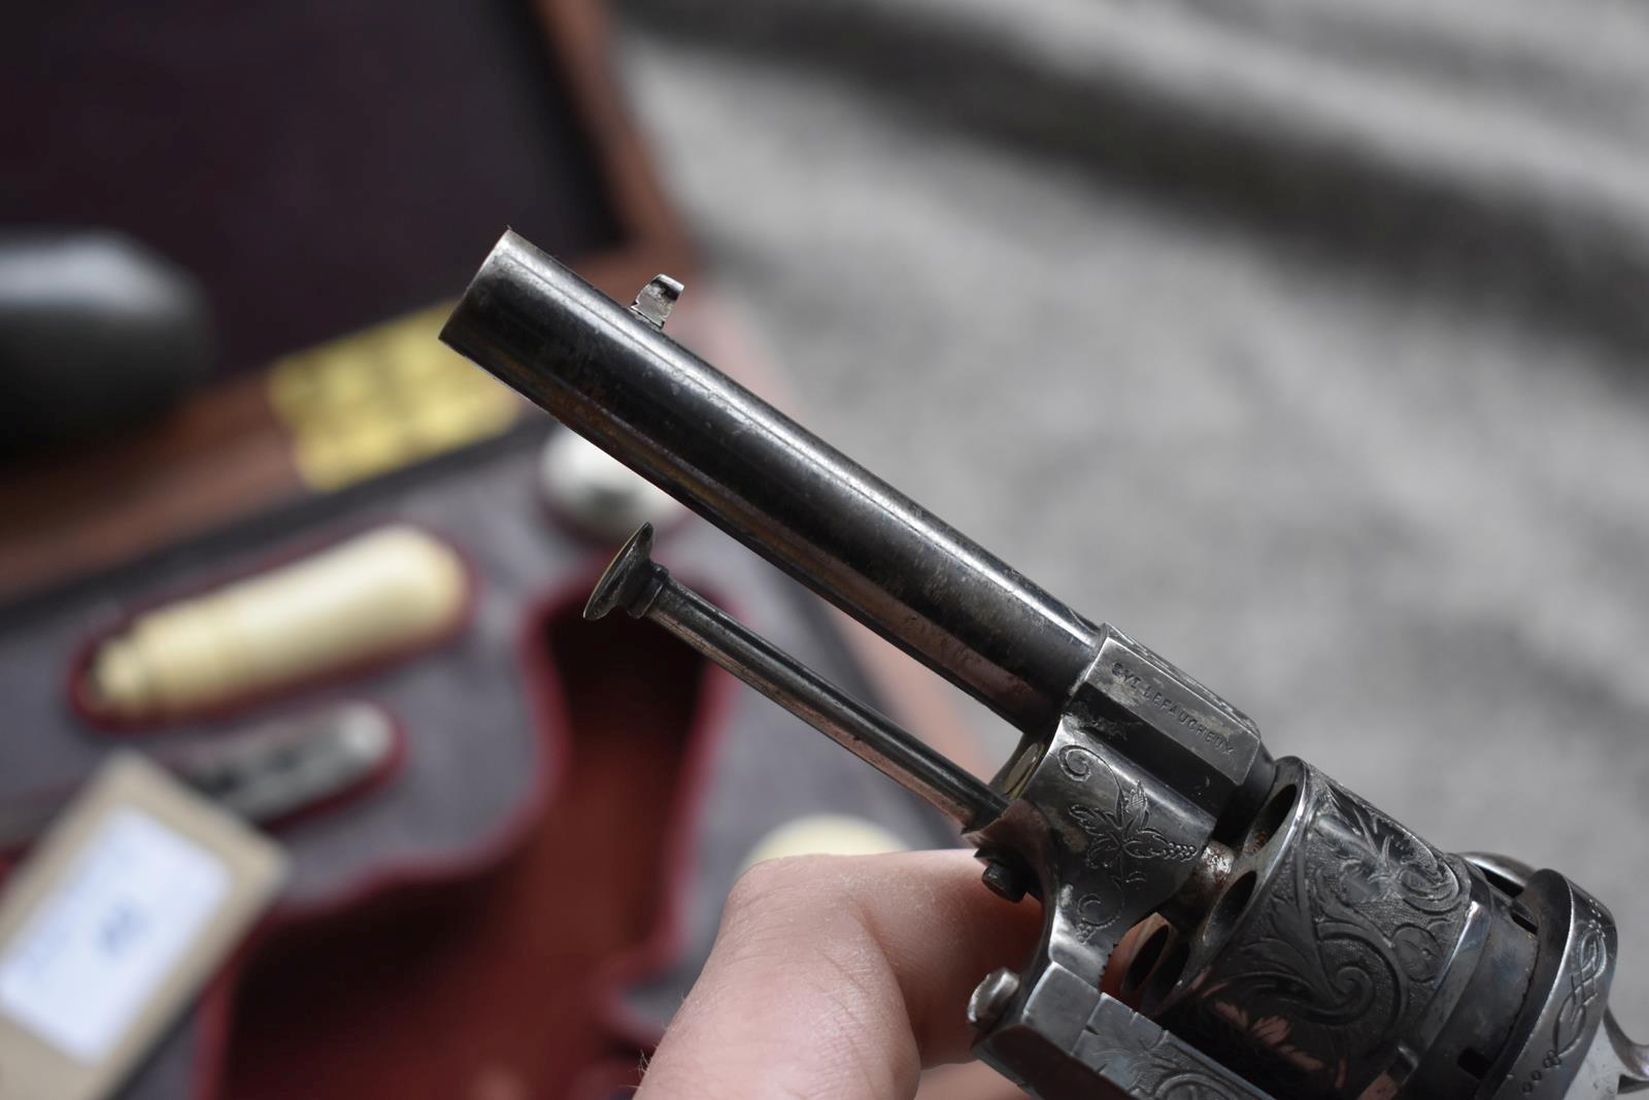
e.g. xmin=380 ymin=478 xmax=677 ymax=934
xmin=0 ymin=703 xmax=396 ymax=852
xmin=443 ymin=231 xmax=1646 ymax=1100
xmin=173 ymin=702 xmax=396 ymax=824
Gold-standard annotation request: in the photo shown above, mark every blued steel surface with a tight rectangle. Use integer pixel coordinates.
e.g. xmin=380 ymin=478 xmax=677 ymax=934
xmin=442 ymin=230 xmax=1100 ymax=737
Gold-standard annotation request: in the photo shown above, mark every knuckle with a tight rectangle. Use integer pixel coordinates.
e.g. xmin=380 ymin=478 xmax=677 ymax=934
xmin=719 ymin=855 xmax=874 ymax=955
xmin=724 ymin=855 xmax=829 ymax=920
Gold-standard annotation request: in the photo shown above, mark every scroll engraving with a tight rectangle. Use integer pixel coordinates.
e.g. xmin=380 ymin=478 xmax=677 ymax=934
xmin=1178 ymin=774 xmax=1470 ymax=1097
xmin=1519 ymin=904 xmax=1610 ymax=1095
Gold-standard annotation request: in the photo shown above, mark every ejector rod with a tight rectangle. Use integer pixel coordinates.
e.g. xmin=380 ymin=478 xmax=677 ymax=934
xmin=440 ymin=232 xmax=1100 ymax=737
xmin=585 ymin=523 xmax=1008 ymax=830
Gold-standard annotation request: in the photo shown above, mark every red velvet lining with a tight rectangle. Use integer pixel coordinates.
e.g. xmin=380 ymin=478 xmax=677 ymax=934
xmin=4 ymin=566 xmax=741 ymax=1096
xmin=217 ymin=580 xmax=725 ymax=1098
xmin=66 ymin=520 xmax=480 ymax=734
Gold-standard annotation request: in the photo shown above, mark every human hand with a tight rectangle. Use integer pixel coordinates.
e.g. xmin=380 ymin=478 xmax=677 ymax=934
xmin=635 ymin=850 xmax=1043 ymax=1099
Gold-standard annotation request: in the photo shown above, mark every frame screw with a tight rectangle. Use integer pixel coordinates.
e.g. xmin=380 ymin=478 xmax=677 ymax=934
xmin=980 ymin=858 xmax=1026 ymax=903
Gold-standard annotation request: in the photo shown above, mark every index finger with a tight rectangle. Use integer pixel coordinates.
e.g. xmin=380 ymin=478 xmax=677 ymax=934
xmin=635 ymin=849 xmax=1043 ymax=1100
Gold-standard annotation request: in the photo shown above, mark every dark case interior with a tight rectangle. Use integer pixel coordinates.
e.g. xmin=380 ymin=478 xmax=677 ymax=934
xmin=0 ymin=4 xmax=960 ymax=1096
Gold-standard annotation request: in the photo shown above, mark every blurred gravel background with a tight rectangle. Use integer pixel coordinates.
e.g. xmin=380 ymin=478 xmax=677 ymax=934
xmin=611 ymin=0 xmax=1649 ymax=1028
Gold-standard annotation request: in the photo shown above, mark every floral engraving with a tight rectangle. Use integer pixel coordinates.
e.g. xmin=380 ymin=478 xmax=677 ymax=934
xmin=1058 ymin=744 xmax=1197 ymax=943
xmin=1070 ymin=784 xmax=1199 ymax=887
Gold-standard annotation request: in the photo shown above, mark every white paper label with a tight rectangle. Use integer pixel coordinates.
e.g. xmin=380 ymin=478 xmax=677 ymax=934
xmin=0 ymin=809 xmax=229 ymax=1063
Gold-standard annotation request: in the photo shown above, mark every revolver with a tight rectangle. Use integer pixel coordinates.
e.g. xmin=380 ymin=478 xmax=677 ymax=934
xmin=441 ymin=231 xmax=1647 ymax=1099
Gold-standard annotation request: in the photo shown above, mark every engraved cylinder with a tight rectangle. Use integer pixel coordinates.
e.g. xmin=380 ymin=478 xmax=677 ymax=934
xmin=1141 ymin=761 xmax=1485 ymax=1097
xmin=1127 ymin=761 xmax=1617 ymax=1098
